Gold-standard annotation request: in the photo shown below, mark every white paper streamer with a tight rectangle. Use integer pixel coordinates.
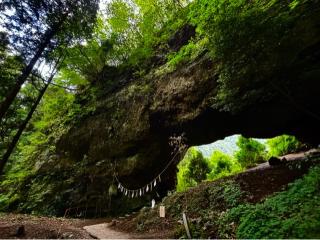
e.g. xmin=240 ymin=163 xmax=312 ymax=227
xmin=116 ymin=172 xmax=165 ymax=198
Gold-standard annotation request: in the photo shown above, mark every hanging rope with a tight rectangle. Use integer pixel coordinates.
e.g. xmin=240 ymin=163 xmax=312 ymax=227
xmin=114 ymin=146 xmax=187 ymax=198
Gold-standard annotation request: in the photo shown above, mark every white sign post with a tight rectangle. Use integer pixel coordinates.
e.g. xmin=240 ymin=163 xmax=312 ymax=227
xmin=159 ymin=205 xmax=165 ymax=218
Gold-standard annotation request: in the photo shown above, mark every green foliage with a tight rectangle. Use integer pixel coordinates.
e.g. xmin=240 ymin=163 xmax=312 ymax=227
xmin=0 ymin=75 xmax=82 ymax=214
xmin=176 ymin=147 xmax=210 ymax=192
xmin=220 ymin=166 xmax=320 ymax=239
xmin=166 ymin=37 xmax=208 ymax=71
xmin=217 ymin=203 xmax=254 ymax=238
xmin=0 ymin=44 xmax=39 ymax=161
xmin=169 ymin=180 xmax=244 ymax=238
xmin=235 ymin=136 xmax=267 ymax=168
xmin=172 ymin=164 xmax=320 ymax=239
xmin=3 ymin=0 xmax=99 ymax=62
xmin=20 ymin=84 xmax=76 ymax=157
xmin=210 ymin=180 xmax=244 ymax=209
xmin=267 ymin=134 xmax=302 ymax=157
xmin=206 ymin=150 xmax=242 ymax=181
xmin=176 ymin=149 xmax=243 ymax=192
xmin=101 ymin=0 xmax=185 ymax=67
xmin=188 ymin=0 xmax=317 ymax=113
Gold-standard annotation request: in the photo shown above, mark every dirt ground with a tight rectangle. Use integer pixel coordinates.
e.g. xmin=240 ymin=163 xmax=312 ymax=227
xmin=0 ymin=214 xmax=109 ymax=239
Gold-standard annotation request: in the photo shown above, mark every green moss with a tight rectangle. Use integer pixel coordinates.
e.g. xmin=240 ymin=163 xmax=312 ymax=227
xmin=156 ymin=37 xmax=209 ymax=76
xmin=167 ymin=38 xmax=208 ymax=69
xmin=125 ymin=82 xmax=152 ymax=99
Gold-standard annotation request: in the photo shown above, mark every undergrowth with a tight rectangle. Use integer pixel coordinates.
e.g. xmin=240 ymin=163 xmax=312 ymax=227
xmin=132 ymin=162 xmax=320 ymax=238
xmin=219 ymin=165 xmax=320 ymax=238
xmin=168 ymin=180 xmax=244 ymax=238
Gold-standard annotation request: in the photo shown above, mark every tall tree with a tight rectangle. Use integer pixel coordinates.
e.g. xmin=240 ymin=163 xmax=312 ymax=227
xmin=0 ymin=0 xmax=99 ymax=122
xmin=0 ymin=32 xmax=28 ymax=157
xmin=0 ymin=63 xmax=60 ymax=175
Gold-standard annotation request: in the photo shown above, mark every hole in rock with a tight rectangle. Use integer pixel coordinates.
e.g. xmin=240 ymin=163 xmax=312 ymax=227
xmin=175 ymin=134 xmax=307 ymax=192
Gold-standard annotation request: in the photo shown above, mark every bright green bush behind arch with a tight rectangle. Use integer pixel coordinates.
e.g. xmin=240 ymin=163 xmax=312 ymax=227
xmin=176 ymin=147 xmax=210 ymax=192
xmin=267 ymin=135 xmax=302 ymax=157
xmin=234 ymin=136 xmax=267 ymax=168
xmin=207 ymin=150 xmax=242 ymax=181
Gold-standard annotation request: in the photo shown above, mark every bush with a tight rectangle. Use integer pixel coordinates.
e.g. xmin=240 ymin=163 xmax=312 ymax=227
xmin=267 ymin=134 xmax=302 ymax=157
xmin=206 ymin=151 xmax=242 ymax=181
xmin=235 ymin=136 xmax=267 ymax=168
xmin=176 ymin=147 xmax=210 ymax=192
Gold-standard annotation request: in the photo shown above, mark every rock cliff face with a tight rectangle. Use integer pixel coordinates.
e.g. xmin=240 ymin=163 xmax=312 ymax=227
xmin=35 ymin=3 xmax=320 ymax=215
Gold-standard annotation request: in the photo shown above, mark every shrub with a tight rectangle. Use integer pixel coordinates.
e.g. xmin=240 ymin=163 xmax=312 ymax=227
xmin=176 ymin=147 xmax=210 ymax=192
xmin=267 ymin=134 xmax=302 ymax=157
xmin=206 ymin=150 xmax=242 ymax=181
xmin=234 ymin=136 xmax=267 ymax=168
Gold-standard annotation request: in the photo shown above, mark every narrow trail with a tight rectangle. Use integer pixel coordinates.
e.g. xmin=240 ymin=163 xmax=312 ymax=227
xmin=83 ymin=222 xmax=133 ymax=239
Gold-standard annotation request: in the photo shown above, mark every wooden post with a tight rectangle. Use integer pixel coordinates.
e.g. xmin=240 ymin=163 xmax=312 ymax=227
xmin=182 ymin=212 xmax=192 ymax=239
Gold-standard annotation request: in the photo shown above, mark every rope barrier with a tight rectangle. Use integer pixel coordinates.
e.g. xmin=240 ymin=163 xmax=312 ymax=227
xmin=114 ymin=146 xmax=187 ymax=198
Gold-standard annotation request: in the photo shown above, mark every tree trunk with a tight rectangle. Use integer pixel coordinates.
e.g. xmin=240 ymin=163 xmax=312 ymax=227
xmin=0 ymin=23 xmax=61 ymax=122
xmin=0 ymin=73 xmax=55 ymax=175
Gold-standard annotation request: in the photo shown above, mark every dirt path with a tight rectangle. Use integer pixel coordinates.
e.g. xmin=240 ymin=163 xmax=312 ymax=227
xmin=83 ymin=223 xmax=132 ymax=239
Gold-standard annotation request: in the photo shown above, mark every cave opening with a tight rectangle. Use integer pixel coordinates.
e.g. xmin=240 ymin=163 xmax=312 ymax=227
xmin=175 ymin=134 xmax=306 ymax=192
